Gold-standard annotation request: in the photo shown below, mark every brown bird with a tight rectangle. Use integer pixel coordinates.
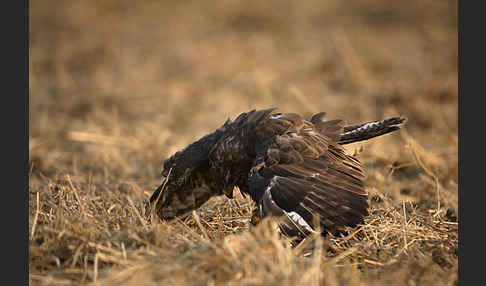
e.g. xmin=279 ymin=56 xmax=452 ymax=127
xmin=146 ymin=108 xmax=405 ymax=237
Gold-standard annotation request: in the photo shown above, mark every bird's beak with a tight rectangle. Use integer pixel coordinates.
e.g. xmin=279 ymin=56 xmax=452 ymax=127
xmin=146 ymin=176 xmax=168 ymax=216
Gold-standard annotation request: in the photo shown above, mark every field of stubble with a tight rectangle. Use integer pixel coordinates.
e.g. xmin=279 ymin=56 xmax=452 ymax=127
xmin=29 ymin=1 xmax=458 ymax=285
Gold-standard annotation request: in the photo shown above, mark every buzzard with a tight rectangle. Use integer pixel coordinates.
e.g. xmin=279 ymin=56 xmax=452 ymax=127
xmin=147 ymin=108 xmax=405 ymax=237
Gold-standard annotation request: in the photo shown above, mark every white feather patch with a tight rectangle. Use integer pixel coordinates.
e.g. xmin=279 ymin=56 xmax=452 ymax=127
xmin=270 ymin=114 xmax=284 ymax=119
xmin=286 ymin=211 xmax=316 ymax=234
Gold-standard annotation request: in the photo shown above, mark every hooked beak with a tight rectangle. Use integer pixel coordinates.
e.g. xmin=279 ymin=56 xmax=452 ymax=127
xmin=145 ymin=176 xmax=168 ymax=216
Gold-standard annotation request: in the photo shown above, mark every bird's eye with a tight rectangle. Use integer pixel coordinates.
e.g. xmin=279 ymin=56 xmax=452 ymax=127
xmin=161 ymin=168 xmax=169 ymax=178
xmin=161 ymin=163 xmax=174 ymax=178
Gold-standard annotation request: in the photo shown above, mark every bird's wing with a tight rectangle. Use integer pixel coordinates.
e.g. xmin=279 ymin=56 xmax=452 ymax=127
xmin=249 ymin=113 xmax=368 ymax=236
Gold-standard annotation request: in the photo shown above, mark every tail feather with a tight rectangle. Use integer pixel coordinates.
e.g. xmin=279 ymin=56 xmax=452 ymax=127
xmin=339 ymin=117 xmax=406 ymax=145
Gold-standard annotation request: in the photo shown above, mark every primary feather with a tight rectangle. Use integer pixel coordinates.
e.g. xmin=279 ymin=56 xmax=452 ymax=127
xmin=147 ymin=108 xmax=406 ymax=237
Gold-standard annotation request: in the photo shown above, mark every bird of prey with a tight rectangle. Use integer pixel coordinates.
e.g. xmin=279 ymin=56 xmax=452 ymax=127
xmin=146 ymin=108 xmax=405 ymax=237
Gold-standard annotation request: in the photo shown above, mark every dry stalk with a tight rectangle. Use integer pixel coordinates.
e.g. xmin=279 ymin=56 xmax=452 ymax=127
xmin=126 ymin=195 xmax=147 ymax=228
xmin=408 ymin=140 xmax=442 ymax=215
xmin=93 ymin=251 xmax=99 ymax=283
xmin=66 ymin=174 xmax=86 ymax=217
xmin=30 ymin=191 xmax=40 ymax=240
xmin=402 ymin=201 xmax=408 ymax=253
xmin=192 ymin=210 xmax=210 ymax=240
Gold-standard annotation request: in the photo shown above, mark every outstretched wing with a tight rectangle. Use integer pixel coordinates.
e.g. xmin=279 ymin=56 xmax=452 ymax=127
xmin=249 ymin=114 xmax=369 ymax=237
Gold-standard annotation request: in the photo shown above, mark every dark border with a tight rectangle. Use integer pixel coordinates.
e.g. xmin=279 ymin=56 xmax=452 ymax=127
xmin=458 ymin=0 xmax=477 ymax=284
xmin=25 ymin=0 xmax=30 ymax=283
xmin=21 ymin=0 xmax=30 ymax=284
xmin=26 ymin=0 xmax=30 ymax=282
xmin=2 ymin=0 xmax=29 ymax=282
xmin=458 ymin=0 xmax=462 ymax=284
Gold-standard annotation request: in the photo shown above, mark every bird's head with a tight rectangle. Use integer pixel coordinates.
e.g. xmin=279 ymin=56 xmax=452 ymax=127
xmin=147 ymin=125 xmax=230 ymax=220
xmin=147 ymin=147 xmax=208 ymax=220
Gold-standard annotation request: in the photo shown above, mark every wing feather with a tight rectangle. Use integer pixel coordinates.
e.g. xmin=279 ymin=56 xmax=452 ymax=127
xmin=249 ymin=112 xmax=369 ymax=236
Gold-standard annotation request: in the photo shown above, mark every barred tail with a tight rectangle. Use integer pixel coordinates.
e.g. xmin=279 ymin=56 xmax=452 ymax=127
xmin=338 ymin=117 xmax=406 ymax=145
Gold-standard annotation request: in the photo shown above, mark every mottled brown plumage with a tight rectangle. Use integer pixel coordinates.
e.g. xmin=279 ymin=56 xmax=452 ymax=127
xmin=147 ymin=108 xmax=406 ymax=237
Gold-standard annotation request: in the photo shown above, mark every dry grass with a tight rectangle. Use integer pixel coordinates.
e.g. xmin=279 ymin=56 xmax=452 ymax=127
xmin=30 ymin=0 xmax=457 ymax=285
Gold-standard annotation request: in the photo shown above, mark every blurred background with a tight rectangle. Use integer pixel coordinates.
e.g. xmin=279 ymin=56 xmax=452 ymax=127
xmin=30 ymin=0 xmax=457 ymax=196
xmin=29 ymin=1 xmax=458 ymax=283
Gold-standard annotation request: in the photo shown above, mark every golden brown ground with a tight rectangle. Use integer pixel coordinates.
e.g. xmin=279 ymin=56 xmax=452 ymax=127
xmin=30 ymin=1 xmax=457 ymax=285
